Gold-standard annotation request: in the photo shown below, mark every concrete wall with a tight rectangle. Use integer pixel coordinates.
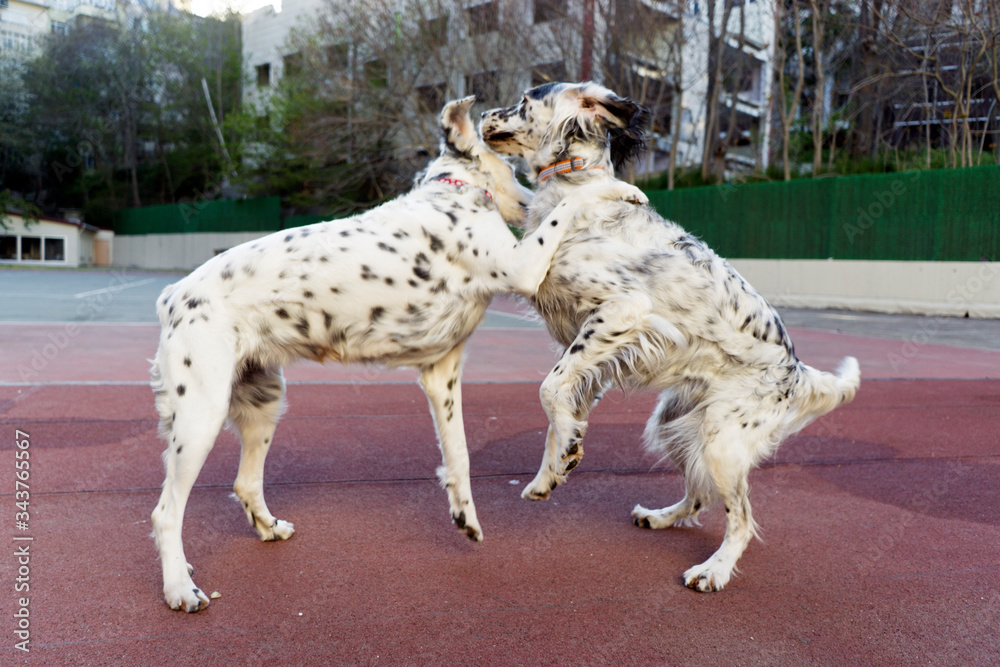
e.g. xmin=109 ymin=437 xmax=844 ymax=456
xmin=731 ymin=259 xmax=1000 ymax=319
xmin=114 ymin=232 xmax=273 ymax=270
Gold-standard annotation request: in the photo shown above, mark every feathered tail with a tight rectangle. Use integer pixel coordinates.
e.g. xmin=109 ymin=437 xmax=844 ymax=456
xmin=786 ymin=356 xmax=860 ymax=434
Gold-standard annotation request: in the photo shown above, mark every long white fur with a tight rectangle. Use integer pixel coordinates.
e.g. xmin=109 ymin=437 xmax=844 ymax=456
xmin=482 ymin=81 xmax=860 ymax=593
xmin=149 ymin=95 xmax=648 ymax=612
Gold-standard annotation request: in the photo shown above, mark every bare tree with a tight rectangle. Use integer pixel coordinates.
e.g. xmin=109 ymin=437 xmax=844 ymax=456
xmin=774 ymin=0 xmax=806 ymax=180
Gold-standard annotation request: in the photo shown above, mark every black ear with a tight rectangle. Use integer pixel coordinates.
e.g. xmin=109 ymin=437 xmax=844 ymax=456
xmin=605 ymin=97 xmax=650 ymax=170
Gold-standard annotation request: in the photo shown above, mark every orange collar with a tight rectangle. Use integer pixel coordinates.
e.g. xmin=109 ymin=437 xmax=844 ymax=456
xmin=537 ymin=157 xmax=604 ymax=182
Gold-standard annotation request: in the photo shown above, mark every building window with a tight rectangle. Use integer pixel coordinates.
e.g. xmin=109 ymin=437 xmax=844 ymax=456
xmin=364 ymin=59 xmax=388 ymax=88
xmin=532 ymin=61 xmax=567 ymax=86
xmin=51 ymin=21 xmax=67 ymax=36
xmin=0 ymin=0 xmax=9 ymax=9
xmin=283 ymin=53 xmax=303 ymax=79
xmin=256 ymin=63 xmax=271 ymax=88
xmin=327 ymin=43 xmax=349 ymax=70
xmin=467 ymin=1 xmax=499 ymax=35
xmin=20 ymin=236 xmax=41 ymax=261
xmin=465 ymin=70 xmax=501 ymax=106
xmin=0 ymin=236 xmax=16 ymax=260
xmin=419 ymin=15 xmax=448 ymax=45
xmin=416 ymin=83 xmax=447 ymax=113
xmin=534 ymin=0 xmax=566 ymax=24
xmin=44 ymin=238 xmax=65 ymax=261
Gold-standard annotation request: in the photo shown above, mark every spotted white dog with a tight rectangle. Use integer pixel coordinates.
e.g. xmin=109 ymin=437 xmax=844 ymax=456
xmin=150 ymin=96 xmax=646 ymax=612
xmin=482 ymin=82 xmax=860 ymax=592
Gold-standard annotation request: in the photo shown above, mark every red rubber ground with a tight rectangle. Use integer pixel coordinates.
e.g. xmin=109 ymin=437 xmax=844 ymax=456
xmin=1 ymin=316 xmax=998 ymax=664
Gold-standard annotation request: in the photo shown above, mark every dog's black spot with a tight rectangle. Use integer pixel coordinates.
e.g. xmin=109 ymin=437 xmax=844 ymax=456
xmin=583 ymin=329 xmax=595 ymax=340
xmin=322 ymin=311 xmax=333 ymax=328
xmin=319 ymin=255 xmax=329 ymax=263
xmin=176 ymin=446 xmax=183 ymax=454
xmin=565 ymin=441 xmax=580 ymax=456
xmin=570 ymin=343 xmax=585 ymax=353
xmin=408 ymin=279 xmax=419 ymax=288
xmin=378 ymin=242 xmax=397 ymax=253
xmin=453 ymin=511 xmax=467 ymax=529
xmin=426 ymin=232 xmax=445 ymax=253
xmin=186 ymin=298 xmax=202 ymax=310
xmin=295 ymin=318 xmax=310 ymax=337
xmin=340 ymin=230 xmax=350 ymax=237
xmin=276 ymin=308 xmax=290 ymax=319
xmin=384 ymin=277 xmax=394 ymax=286
xmin=472 ymin=248 xmax=479 ymax=256
xmin=176 ymin=384 xmax=186 ymax=396
xmin=564 ymin=458 xmax=579 ymax=472
xmin=538 ymin=237 xmax=544 ymax=245
xmin=284 ymin=234 xmax=294 ymax=242
xmin=413 ymin=266 xmax=432 ymax=281
xmin=361 ymin=265 xmax=377 ymax=280
xmin=370 ymin=306 xmax=385 ymax=322
xmin=183 ymin=357 xmax=192 ymax=367
xmin=694 ymin=502 xmax=702 ymax=511
xmin=330 ymin=286 xmax=340 ymax=294
xmin=299 ymin=274 xmax=309 ymax=281
xmin=221 ymin=266 xmax=234 ymax=280
xmin=430 ymin=278 xmax=448 ymax=294
xmin=303 ymin=290 xmax=314 ymax=299
xmin=444 ymin=211 xmax=457 ymax=225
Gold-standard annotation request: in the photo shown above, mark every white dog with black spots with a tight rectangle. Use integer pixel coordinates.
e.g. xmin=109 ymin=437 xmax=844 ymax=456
xmin=150 ymin=95 xmax=647 ymax=612
xmin=481 ymin=82 xmax=860 ymax=592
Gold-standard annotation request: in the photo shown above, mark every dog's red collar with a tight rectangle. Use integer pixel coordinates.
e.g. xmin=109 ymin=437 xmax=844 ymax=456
xmin=537 ymin=157 xmax=605 ymax=182
xmin=432 ymin=177 xmax=493 ymax=200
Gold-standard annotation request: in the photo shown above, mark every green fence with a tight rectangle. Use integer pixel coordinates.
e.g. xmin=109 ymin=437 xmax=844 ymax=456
xmin=113 ymin=166 xmax=1000 ymax=261
xmin=646 ymin=165 xmax=1000 ymax=261
xmin=114 ymin=197 xmax=283 ymax=235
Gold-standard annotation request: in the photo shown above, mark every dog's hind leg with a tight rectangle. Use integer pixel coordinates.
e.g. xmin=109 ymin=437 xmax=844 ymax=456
xmin=633 ymin=390 xmax=711 ymax=528
xmin=420 ymin=342 xmax=482 ymax=541
xmin=681 ymin=417 xmax=761 ymax=593
xmin=151 ymin=336 xmax=235 ymax=612
xmin=632 ymin=475 xmax=710 ymax=530
xmin=230 ymin=363 xmax=294 ymax=542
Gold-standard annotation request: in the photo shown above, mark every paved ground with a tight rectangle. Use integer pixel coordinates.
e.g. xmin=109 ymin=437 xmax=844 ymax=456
xmin=1 ymin=268 xmax=998 ymax=664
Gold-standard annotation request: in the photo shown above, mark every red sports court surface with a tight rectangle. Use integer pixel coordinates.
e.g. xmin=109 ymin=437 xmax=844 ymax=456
xmin=1 ymin=304 xmax=998 ymax=664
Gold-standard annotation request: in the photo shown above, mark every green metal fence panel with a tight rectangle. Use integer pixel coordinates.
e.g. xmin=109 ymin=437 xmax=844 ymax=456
xmin=647 ymin=165 xmax=1000 ymax=261
xmin=114 ymin=197 xmax=283 ymax=235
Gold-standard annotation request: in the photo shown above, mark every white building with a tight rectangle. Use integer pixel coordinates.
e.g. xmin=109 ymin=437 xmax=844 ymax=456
xmin=0 ymin=211 xmax=112 ymax=267
xmin=240 ymin=0 xmax=776 ymax=177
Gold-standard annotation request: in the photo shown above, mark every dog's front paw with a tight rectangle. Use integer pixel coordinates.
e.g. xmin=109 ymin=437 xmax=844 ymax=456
xmin=259 ymin=518 xmax=295 ymax=542
xmin=683 ymin=561 xmax=732 ymax=593
xmin=522 ymin=471 xmax=561 ymax=500
xmin=614 ymin=183 xmax=648 ymax=206
xmin=452 ymin=505 xmax=483 ymax=542
xmin=590 ymin=182 xmax=648 ymax=206
xmin=164 ymin=579 xmax=211 ymax=613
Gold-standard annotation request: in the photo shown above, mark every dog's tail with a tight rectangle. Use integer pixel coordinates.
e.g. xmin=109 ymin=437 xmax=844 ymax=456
xmin=785 ymin=356 xmax=860 ymax=434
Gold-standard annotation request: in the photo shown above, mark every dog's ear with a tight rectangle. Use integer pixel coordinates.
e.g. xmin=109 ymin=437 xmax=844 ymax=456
xmin=607 ymin=99 xmax=650 ymax=170
xmin=440 ymin=96 xmax=477 ymax=159
xmin=576 ymin=88 xmax=650 ymax=169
